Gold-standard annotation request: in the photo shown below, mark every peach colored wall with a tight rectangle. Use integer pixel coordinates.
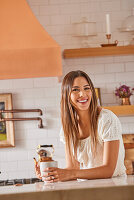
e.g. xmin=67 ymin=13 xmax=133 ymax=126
xmin=0 ymin=0 xmax=62 ymax=79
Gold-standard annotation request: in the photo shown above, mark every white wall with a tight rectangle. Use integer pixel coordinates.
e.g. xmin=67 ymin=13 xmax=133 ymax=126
xmin=0 ymin=0 xmax=134 ymax=180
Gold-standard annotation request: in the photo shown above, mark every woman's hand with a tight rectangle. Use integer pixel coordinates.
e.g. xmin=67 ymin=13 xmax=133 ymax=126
xmin=43 ymin=167 xmax=76 ymax=183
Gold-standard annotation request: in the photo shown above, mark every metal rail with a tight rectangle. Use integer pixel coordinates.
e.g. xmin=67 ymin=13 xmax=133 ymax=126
xmin=0 ymin=109 xmax=43 ymax=128
xmin=0 ymin=109 xmax=42 ymax=115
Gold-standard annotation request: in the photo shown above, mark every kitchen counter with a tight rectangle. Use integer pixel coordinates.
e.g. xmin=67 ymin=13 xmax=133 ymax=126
xmin=0 ymin=175 xmax=134 ymax=200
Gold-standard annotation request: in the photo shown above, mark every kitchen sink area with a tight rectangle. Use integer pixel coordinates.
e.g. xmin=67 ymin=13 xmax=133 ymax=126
xmin=0 ymin=178 xmax=42 ymax=187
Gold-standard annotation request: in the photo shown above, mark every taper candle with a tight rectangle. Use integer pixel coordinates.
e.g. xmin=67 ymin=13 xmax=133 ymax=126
xmin=106 ymin=14 xmax=111 ymax=34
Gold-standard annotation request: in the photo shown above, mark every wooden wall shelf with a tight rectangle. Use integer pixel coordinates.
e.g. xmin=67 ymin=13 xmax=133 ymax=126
xmin=103 ymin=105 xmax=134 ymax=116
xmin=63 ymin=45 xmax=134 ymax=58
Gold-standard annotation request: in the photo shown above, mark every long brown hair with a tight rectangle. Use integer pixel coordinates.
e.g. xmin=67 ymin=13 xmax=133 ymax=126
xmin=61 ymin=70 xmax=99 ymax=159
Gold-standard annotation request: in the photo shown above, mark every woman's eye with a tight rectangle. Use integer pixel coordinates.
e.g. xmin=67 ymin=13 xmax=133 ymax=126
xmin=84 ymin=87 xmax=90 ymax=90
xmin=72 ymin=88 xmax=79 ymax=92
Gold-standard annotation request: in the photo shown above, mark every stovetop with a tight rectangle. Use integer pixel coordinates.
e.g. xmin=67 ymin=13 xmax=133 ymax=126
xmin=0 ymin=178 xmax=42 ymax=186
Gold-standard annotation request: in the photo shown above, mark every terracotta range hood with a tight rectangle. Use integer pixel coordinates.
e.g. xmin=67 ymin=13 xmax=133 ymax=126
xmin=0 ymin=0 xmax=62 ymax=80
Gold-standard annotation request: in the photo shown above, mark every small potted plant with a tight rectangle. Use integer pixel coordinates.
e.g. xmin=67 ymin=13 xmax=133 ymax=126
xmin=115 ymin=85 xmax=134 ymax=105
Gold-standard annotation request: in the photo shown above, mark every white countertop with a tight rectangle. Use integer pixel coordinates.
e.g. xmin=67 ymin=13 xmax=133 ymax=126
xmin=0 ymin=175 xmax=134 ymax=200
xmin=0 ymin=175 xmax=134 ymax=194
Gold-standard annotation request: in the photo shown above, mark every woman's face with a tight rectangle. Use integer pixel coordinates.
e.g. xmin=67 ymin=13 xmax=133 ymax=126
xmin=70 ymin=76 xmax=92 ymax=111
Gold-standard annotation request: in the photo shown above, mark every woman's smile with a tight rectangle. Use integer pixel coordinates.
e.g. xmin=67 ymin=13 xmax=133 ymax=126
xmin=77 ymin=98 xmax=89 ymax=108
xmin=77 ymin=98 xmax=88 ymax=103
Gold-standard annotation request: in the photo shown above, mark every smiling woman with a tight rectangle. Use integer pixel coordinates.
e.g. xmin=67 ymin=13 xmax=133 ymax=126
xmin=35 ymin=70 xmax=126 ymax=183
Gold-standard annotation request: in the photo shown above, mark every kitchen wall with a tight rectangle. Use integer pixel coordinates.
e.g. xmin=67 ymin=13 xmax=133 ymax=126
xmin=0 ymin=0 xmax=134 ymax=180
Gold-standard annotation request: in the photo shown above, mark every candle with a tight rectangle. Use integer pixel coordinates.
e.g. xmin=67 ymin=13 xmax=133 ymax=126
xmin=106 ymin=14 xmax=111 ymax=34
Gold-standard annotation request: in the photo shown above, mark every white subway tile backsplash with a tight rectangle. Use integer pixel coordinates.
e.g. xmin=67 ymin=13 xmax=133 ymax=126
xmin=40 ymin=5 xmax=60 ymax=15
xmin=8 ymin=170 xmax=29 ymax=179
xmin=27 ymin=0 xmax=49 ymax=6
xmin=68 ymin=0 xmax=88 ymax=3
xmin=45 ymin=118 xmax=61 ymax=128
xmin=33 ymin=77 xmax=58 ymax=88
xmin=113 ymin=55 xmax=134 ymax=63
xmin=14 ymin=120 xmax=38 ymax=131
xmin=13 ymin=99 xmax=35 ymax=109
xmin=125 ymin=62 xmax=134 ymax=72
xmin=120 ymin=0 xmax=134 ymax=11
xmin=60 ymin=4 xmax=81 ymax=14
xmin=64 ymin=58 xmax=76 ymax=66
xmin=29 ymin=169 xmax=36 ymax=178
xmin=57 ymin=158 xmax=66 ymax=168
xmin=116 ymin=72 xmax=134 ymax=82
xmin=119 ymin=55 xmax=134 ymax=62
xmin=73 ymin=57 xmax=94 ymax=65
xmin=45 ymin=106 xmax=61 ymax=118
xmin=101 ymin=93 xmax=116 ymax=104
xmin=113 ymin=56 xmax=125 ymax=63
xmin=111 ymin=11 xmax=131 ymax=21
xmin=0 ymin=161 xmax=18 ymax=171
xmin=7 ymin=150 xmax=28 ymax=161
xmin=25 ymin=129 xmax=47 ymax=140
xmin=12 ymin=79 xmax=34 ymax=89
xmin=54 ymin=147 xmax=65 ymax=158
xmin=94 ymin=73 xmax=115 ymax=84
xmin=105 ymin=63 xmax=124 ymax=73
xmin=50 ymin=15 xmax=70 ymax=25
xmin=104 ymin=82 xmax=117 ymax=94
xmin=87 ymin=64 xmax=105 ymax=74
xmin=113 ymin=32 xmax=132 ymax=43
xmin=15 ymin=130 xmax=27 ymax=140
xmin=121 ymin=124 xmax=130 ymax=134
xmin=93 ymin=56 xmax=114 ymax=64
xmin=119 ymin=116 xmax=134 ymax=123
xmin=0 ymin=80 xmax=13 ymax=89
xmin=100 ymin=1 xmax=120 ymax=12
xmin=18 ymin=139 xmax=39 ymax=150
xmin=111 ymin=20 xmax=122 ymax=32
xmin=87 ymin=2 xmax=100 ymax=12
xmin=128 ymin=123 xmax=134 ymax=134
xmin=17 ymin=88 xmax=45 ymax=99
xmin=47 ymin=129 xmax=60 ymax=138
xmin=0 ymin=172 xmax=9 ymax=180
xmin=28 ymin=150 xmax=37 ymax=160
xmin=0 ymin=152 xmax=8 ymax=162
xmin=80 ymin=2 xmax=90 ymax=13
xmin=34 ymin=97 xmax=58 ymax=108
xmin=49 ymin=0 xmax=68 ymax=5
xmin=130 ymin=96 xmax=134 ymax=105
xmin=18 ymin=160 xmax=33 ymax=170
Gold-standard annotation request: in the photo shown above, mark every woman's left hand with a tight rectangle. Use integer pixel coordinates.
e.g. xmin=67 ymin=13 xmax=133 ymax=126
xmin=43 ymin=167 xmax=75 ymax=183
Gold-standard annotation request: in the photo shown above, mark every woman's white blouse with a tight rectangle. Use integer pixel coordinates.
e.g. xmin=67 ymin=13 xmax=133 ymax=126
xmin=60 ymin=108 xmax=126 ymax=177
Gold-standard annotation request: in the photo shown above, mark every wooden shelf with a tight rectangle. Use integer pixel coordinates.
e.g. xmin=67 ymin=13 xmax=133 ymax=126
xmin=103 ymin=105 xmax=134 ymax=116
xmin=123 ymin=134 xmax=134 ymax=149
xmin=63 ymin=45 xmax=134 ymax=58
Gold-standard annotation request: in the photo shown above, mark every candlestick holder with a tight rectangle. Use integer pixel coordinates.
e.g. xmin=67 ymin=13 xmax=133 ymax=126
xmin=101 ymin=34 xmax=118 ymax=47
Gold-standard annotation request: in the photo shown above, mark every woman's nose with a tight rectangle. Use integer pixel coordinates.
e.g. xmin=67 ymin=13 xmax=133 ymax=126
xmin=79 ymin=90 xmax=85 ymax=97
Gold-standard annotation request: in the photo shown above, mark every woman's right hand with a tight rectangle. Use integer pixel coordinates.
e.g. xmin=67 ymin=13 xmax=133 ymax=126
xmin=34 ymin=158 xmax=42 ymax=180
